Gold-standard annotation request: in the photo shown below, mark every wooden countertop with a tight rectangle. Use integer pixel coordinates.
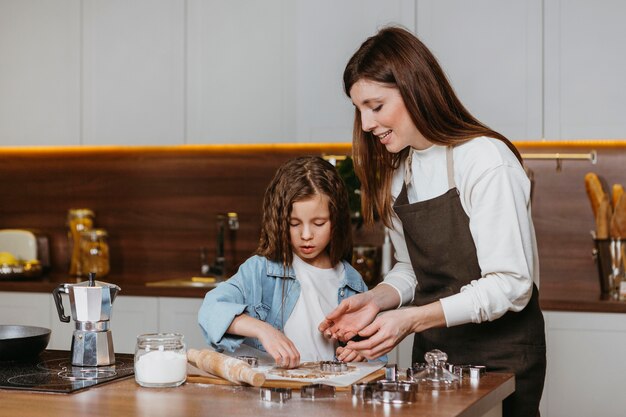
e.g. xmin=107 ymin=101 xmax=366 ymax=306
xmin=0 ymin=373 xmax=514 ymax=417
xmin=2 ymin=273 xmax=626 ymax=313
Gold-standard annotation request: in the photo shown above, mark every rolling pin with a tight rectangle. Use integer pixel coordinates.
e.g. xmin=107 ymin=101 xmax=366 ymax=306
xmin=187 ymin=349 xmax=266 ymax=387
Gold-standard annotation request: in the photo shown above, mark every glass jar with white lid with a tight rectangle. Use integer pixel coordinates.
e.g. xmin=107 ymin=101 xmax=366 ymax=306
xmin=134 ymin=333 xmax=187 ymax=388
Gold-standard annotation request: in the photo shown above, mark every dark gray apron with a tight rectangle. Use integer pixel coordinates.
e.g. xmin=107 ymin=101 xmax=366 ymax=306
xmin=393 ymin=146 xmax=546 ymax=417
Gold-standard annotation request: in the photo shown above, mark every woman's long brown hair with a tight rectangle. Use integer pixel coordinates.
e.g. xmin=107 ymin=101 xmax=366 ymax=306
xmin=343 ymin=26 xmax=522 ymax=227
xmin=256 ymin=156 xmax=353 ymax=268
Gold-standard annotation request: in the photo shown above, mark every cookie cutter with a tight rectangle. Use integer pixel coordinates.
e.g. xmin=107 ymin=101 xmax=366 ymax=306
xmin=372 ymin=381 xmax=419 ymax=404
xmin=351 ymin=382 xmax=376 ymax=400
xmin=406 ymin=363 xmax=427 ymax=381
xmin=236 ymin=355 xmax=259 ymax=368
xmin=470 ymin=365 xmax=486 ymax=380
xmin=384 ymin=363 xmax=398 ymax=381
xmin=260 ymin=387 xmax=292 ymax=403
xmin=301 ymin=383 xmax=336 ymax=399
xmin=320 ymin=361 xmax=348 ymax=372
xmin=452 ymin=364 xmax=472 ymax=379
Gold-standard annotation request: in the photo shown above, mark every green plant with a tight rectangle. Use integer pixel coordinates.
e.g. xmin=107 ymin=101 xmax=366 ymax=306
xmin=336 ymin=156 xmax=363 ymax=228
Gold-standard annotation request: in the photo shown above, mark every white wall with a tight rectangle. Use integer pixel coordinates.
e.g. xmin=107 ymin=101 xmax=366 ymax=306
xmin=0 ymin=0 xmax=625 ymax=146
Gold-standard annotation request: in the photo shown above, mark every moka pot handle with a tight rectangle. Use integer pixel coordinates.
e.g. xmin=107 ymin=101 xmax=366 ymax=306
xmin=53 ymin=284 xmax=71 ymax=323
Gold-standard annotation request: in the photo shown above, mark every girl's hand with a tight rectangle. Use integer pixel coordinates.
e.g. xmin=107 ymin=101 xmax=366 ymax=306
xmin=335 ymin=346 xmax=366 ymax=363
xmin=255 ymin=323 xmax=301 ymax=368
xmin=318 ymin=292 xmax=380 ymax=342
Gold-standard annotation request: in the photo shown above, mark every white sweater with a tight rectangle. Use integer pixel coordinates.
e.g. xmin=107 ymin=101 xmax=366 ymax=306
xmin=380 ymin=137 xmax=539 ymax=327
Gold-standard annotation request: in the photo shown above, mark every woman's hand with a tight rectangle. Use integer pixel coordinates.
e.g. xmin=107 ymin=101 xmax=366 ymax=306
xmin=335 ymin=345 xmax=366 ymax=363
xmin=346 ymin=302 xmax=446 ymax=360
xmin=318 ymin=292 xmax=380 ymax=342
xmin=255 ymin=322 xmax=301 ymax=368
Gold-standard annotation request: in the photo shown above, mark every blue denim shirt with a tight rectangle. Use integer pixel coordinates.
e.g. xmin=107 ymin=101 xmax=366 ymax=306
xmin=198 ymin=255 xmax=370 ymax=356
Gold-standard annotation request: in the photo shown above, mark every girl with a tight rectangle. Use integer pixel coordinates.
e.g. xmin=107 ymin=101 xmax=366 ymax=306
xmin=198 ymin=156 xmax=369 ymax=368
xmin=319 ymin=26 xmax=546 ymax=417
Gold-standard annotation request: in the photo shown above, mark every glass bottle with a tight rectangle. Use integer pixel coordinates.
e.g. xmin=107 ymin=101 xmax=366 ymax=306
xmin=135 ymin=333 xmax=187 ymax=388
xmin=78 ymin=229 xmax=110 ymax=278
xmin=67 ymin=209 xmax=95 ymax=276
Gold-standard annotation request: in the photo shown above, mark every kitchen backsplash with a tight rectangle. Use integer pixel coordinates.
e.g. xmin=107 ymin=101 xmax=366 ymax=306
xmin=0 ymin=141 xmax=624 ymax=297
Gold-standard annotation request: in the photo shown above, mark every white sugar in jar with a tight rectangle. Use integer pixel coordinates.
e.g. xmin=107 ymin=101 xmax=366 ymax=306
xmin=135 ymin=333 xmax=187 ymax=388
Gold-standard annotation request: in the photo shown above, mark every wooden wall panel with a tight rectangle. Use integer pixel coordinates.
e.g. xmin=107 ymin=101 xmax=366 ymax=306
xmin=0 ymin=144 xmax=359 ymax=282
xmin=0 ymin=141 xmax=624 ymax=301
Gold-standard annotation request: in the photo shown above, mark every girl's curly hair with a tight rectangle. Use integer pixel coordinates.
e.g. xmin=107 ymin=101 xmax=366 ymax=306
xmin=256 ymin=156 xmax=353 ymax=267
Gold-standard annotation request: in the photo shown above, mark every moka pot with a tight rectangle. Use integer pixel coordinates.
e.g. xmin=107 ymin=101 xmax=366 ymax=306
xmin=53 ymin=272 xmax=121 ymax=366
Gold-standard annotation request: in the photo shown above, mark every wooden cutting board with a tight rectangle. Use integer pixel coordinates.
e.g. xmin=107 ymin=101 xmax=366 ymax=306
xmin=187 ymin=368 xmax=385 ymax=391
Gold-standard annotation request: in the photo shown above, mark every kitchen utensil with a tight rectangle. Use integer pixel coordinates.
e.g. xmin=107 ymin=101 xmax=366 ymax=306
xmin=0 ymin=325 xmax=50 ymax=361
xmin=351 ymin=381 xmax=375 ymax=400
xmin=593 ymin=238 xmax=625 ymax=298
xmin=52 ymin=272 xmax=121 ymax=366
xmin=260 ymin=387 xmax=292 ymax=403
xmin=413 ymin=349 xmax=460 ymax=391
xmin=371 ymin=381 xmax=419 ymax=404
xmin=300 ymin=383 xmax=336 ymax=399
xmin=384 ymin=363 xmax=398 ymax=381
xmin=319 ymin=361 xmax=348 ymax=372
xmin=187 ymin=348 xmax=266 ymax=387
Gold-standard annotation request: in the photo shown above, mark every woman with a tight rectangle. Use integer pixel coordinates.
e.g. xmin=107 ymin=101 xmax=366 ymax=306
xmin=318 ymin=26 xmax=546 ymax=417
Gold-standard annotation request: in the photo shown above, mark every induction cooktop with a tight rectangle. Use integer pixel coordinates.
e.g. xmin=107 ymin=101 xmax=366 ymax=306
xmin=0 ymin=349 xmax=134 ymax=394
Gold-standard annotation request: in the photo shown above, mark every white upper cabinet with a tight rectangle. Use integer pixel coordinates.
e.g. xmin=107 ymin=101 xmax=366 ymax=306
xmin=0 ymin=0 xmax=81 ymax=146
xmin=544 ymin=0 xmax=626 ymax=139
xmin=0 ymin=1 xmax=624 ymax=146
xmin=416 ymin=0 xmax=543 ymax=141
xmin=186 ymin=0 xmax=290 ymax=144
xmin=291 ymin=0 xmax=416 ymax=143
xmin=81 ymin=0 xmax=185 ymax=145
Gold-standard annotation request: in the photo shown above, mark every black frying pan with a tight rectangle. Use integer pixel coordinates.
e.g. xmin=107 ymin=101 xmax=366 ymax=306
xmin=0 ymin=325 xmax=50 ymax=361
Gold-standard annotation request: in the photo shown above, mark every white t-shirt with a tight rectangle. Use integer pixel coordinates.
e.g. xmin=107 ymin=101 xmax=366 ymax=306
xmin=380 ymin=137 xmax=539 ymax=327
xmin=284 ymin=254 xmax=343 ymax=361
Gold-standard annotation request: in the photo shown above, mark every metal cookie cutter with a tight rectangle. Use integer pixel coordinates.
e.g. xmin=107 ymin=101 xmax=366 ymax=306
xmin=453 ymin=364 xmax=472 ymax=379
xmin=320 ymin=361 xmax=348 ymax=372
xmin=351 ymin=382 xmax=377 ymax=400
xmin=470 ymin=365 xmax=486 ymax=380
xmin=236 ymin=355 xmax=259 ymax=368
xmin=260 ymin=387 xmax=292 ymax=403
xmin=384 ymin=363 xmax=398 ymax=381
xmin=372 ymin=381 xmax=419 ymax=404
xmin=301 ymin=383 xmax=336 ymax=399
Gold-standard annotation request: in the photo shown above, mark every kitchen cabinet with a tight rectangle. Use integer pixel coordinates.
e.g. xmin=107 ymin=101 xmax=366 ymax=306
xmin=2 ymin=1 xmax=626 ymax=146
xmin=0 ymin=1 xmax=81 ymax=146
xmin=544 ymin=0 xmax=626 ymax=139
xmin=158 ymin=297 xmax=205 ymax=350
xmin=416 ymin=0 xmax=542 ymax=140
xmin=0 ymin=292 xmax=52 ymax=329
xmin=539 ymin=310 xmax=626 ymax=417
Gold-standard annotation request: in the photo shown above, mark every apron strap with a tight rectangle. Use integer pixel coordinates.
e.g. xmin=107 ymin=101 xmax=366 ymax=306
xmin=404 ymin=146 xmax=456 ymax=190
xmin=446 ymin=146 xmax=456 ymax=190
